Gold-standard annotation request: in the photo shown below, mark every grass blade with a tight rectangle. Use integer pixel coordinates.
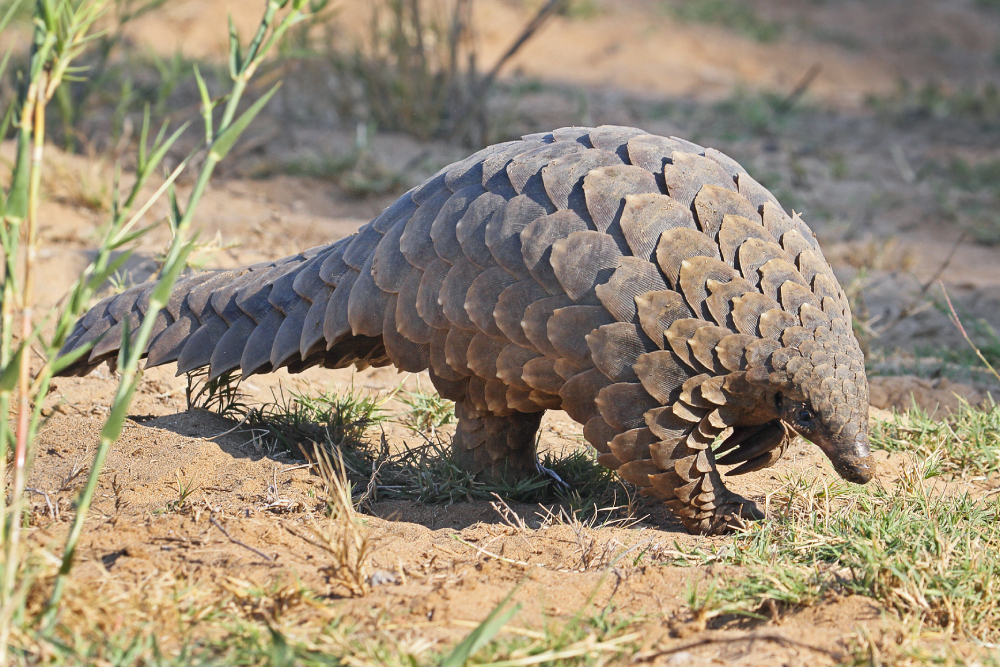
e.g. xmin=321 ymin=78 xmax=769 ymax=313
xmin=440 ymin=587 xmax=522 ymax=667
xmin=209 ymin=82 xmax=281 ymax=161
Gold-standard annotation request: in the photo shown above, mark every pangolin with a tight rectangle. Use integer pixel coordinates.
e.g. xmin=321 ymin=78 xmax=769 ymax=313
xmin=57 ymin=125 xmax=874 ymax=534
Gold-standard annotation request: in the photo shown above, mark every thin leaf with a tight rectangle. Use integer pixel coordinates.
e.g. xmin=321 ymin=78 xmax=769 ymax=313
xmin=0 ymin=345 xmax=25 ymax=394
xmin=150 ymin=240 xmax=195 ymax=305
xmin=50 ymin=339 xmax=98 ymax=376
xmin=0 ymin=97 xmax=14 ymax=214
xmin=440 ymin=588 xmax=522 ymax=667
xmin=166 ymin=181 xmax=182 ymax=233
xmin=209 ymin=82 xmax=281 ymax=161
xmin=6 ymin=127 xmax=32 ymax=221
xmin=0 ymin=0 xmax=25 ymax=33
xmin=110 ymin=220 xmax=159 ymax=249
xmin=138 ymin=104 xmax=151 ymax=172
xmin=84 ymin=250 xmax=133 ymax=294
xmin=193 ymin=64 xmax=213 ymax=143
xmin=141 ymin=122 xmax=188 ymax=181
xmin=99 ymin=373 xmax=141 ymax=445
xmin=227 ymin=13 xmax=241 ymax=79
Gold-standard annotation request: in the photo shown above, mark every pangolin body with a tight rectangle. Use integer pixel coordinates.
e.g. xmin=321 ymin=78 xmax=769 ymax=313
xmin=58 ymin=125 xmax=874 ymax=534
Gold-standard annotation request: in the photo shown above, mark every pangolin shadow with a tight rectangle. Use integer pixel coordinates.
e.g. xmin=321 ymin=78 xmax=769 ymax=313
xmin=130 ymin=409 xmax=694 ymax=534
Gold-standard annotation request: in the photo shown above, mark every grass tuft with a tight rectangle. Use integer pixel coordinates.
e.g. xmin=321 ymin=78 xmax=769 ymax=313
xmin=193 ymin=380 xmax=636 ymax=522
xmin=661 ymin=0 xmax=784 ymax=43
xmin=671 ymin=468 xmax=1000 ymax=640
xmin=871 ymin=399 xmax=1000 ymax=478
xmin=292 ymin=445 xmax=373 ymax=597
xmin=248 ymin=384 xmax=389 ymax=455
xmin=398 ymin=388 xmax=455 ymax=435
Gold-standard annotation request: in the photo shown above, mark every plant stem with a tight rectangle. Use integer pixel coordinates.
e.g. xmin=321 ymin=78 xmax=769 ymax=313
xmin=0 ymin=53 xmax=48 ymax=662
xmin=941 ymin=282 xmax=1000 ymax=385
xmin=42 ymin=0 xmax=309 ymax=631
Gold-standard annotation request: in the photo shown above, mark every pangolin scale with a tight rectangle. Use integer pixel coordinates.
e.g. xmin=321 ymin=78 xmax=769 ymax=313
xmin=58 ymin=125 xmax=875 ymax=535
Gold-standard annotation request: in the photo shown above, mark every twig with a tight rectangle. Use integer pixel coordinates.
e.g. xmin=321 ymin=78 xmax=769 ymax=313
xmin=921 ymin=233 xmax=965 ymax=293
xmin=280 ymin=462 xmax=316 ymax=474
xmin=605 ymin=538 xmax=654 ymax=570
xmin=867 ymin=233 xmax=966 ymax=338
xmin=210 ymin=516 xmax=275 ymax=562
xmin=775 ymin=63 xmax=821 ymax=115
xmin=484 ymin=632 xmax=642 ymax=667
xmin=450 ymin=534 xmax=542 ymax=568
xmin=205 ymin=412 xmax=253 ymax=440
xmin=476 ymin=0 xmax=568 ymax=95
xmin=940 ymin=281 xmax=1000 ymax=385
xmin=284 ymin=523 xmax=329 ymax=551
xmin=633 ymin=633 xmax=841 ymax=662
xmin=26 ymin=488 xmax=57 ymax=519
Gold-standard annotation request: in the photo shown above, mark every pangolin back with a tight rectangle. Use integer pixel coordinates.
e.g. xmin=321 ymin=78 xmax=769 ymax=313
xmin=59 ymin=125 xmax=873 ymax=534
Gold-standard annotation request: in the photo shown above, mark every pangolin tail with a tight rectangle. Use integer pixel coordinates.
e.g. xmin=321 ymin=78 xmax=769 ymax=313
xmin=57 ymin=236 xmax=388 ymax=379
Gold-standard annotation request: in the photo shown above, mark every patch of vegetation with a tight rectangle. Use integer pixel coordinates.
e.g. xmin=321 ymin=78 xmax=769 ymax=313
xmin=933 ymin=293 xmax=1000 ymax=373
xmin=15 ymin=570 xmax=648 ymax=666
xmin=398 ymin=389 xmax=455 ymax=434
xmin=307 ymin=0 xmax=570 ymax=145
xmin=867 ymin=80 xmax=1000 ymax=128
xmin=945 ymin=157 xmax=1000 ymax=192
xmin=250 ymin=385 xmax=390 ymax=453
xmin=322 ymin=425 xmax=627 ymax=517
xmin=840 ymin=626 xmax=1000 ymax=666
xmin=871 ymin=399 xmax=1000 ymax=478
xmin=191 ymin=377 xmax=633 ymax=518
xmin=186 ymin=368 xmax=251 ymax=419
xmin=931 ymin=158 xmax=1000 ymax=244
xmin=557 ymin=0 xmax=602 ymax=20
xmin=661 ymin=0 xmax=784 ymax=43
xmin=1 ymin=0 xmax=311 ymax=660
xmin=671 ymin=466 xmax=1000 ymax=640
xmin=685 ymin=87 xmax=811 ymax=143
xmin=161 ymin=471 xmax=201 ymax=514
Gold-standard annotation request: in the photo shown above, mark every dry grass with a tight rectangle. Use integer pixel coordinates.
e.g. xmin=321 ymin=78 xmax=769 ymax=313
xmin=291 ymin=445 xmax=374 ymax=598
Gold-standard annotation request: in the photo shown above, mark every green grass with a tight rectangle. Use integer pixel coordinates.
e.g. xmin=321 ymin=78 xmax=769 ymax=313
xmin=867 ymin=80 xmax=1000 ymax=127
xmin=670 ymin=471 xmax=1000 ymax=640
xmin=191 ymin=380 xmax=634 ymax=520
xmin=683 ymin=88 xmax=808 ymax=143
xmin=558 ymin=0 xmax=602 ymax=20
xmin=18 ymin=582 xmax=647 ymax=666
xmin=931 ymin=158 xmax=1000 ymax=244
xmin=249 ymin=385 xmax=390 ymax=454
xmin=397 ymin=389 xmax=455 ymax=434
xmin=919 ymin=300 xmax=1000 ymax=373
xmin=945 ymin=157 xmax=1000 ymax=192
xmin=661 ymin=0 xmax=784 ymax=43
xmin=670 ymin=402 xmax=1000 ymax=638
xmin=0 ymin=0 xmax=31 ymax=25
xmin=871 ymin=399 xmax=1000 ymax=478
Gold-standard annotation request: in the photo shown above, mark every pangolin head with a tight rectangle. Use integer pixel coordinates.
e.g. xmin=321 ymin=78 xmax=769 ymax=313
xmin=766 ymin=318 xmax=874 ymax=484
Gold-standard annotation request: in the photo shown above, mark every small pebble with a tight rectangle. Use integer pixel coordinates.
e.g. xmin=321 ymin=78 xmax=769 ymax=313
xmin=369 ymin=570 xmax=398 ymax=586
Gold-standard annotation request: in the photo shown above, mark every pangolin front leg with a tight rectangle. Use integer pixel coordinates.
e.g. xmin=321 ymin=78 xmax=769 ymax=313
xmin=57 ymin=125 xmax=874 ymax=535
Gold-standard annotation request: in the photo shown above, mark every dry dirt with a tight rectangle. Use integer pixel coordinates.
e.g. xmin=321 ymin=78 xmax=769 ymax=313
xmin=10 ymin=0 xmax=1000 ymax=663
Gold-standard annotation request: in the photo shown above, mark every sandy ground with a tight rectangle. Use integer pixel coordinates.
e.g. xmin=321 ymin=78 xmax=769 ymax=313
xmin=8 ymin=0 xmax=1000 ymax=663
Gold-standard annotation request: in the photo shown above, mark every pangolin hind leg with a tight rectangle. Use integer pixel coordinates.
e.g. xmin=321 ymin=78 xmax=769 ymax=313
xmin=451 ymin=401 xmax=543 ymax=482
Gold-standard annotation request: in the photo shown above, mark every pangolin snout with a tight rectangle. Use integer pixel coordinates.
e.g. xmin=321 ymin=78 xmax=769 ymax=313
xmin=830 ymin=433 xmax=875 ymax=484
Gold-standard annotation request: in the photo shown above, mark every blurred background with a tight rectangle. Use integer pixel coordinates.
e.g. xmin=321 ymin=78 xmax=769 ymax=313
xmin=4 ymin=0 xmax=1000 ymax=407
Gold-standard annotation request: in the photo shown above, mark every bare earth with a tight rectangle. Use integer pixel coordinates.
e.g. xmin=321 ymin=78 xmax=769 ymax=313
xmin=10 ymin=0 xmax=1000 ymax=663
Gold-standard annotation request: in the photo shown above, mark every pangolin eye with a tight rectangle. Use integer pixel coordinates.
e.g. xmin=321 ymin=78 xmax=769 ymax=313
xmin=796 ymin=408 xmax=815 ymax=427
